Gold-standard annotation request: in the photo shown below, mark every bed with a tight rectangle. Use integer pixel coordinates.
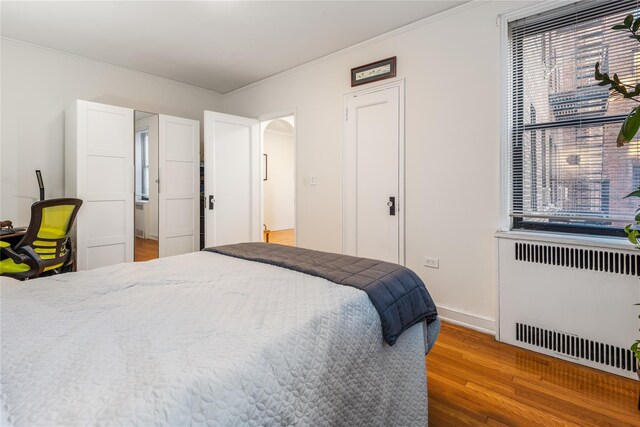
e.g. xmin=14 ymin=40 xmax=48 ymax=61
xmin=1 ymin=244 xmax=439 ymax=426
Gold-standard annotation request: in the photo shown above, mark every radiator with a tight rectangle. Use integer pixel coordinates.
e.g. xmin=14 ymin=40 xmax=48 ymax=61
xmin=497 ymin=234 xmax=640 ymax=379
xmin=134 ymin=203 xmax=146 ymax=239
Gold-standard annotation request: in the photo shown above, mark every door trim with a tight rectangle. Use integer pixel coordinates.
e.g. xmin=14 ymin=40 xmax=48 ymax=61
xmin=342 ymin=78 xmax=405 ymax=265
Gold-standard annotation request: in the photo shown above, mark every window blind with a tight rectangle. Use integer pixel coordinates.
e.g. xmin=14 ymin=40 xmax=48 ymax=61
xmin=508 ymin=0 xmax=640 ymax=235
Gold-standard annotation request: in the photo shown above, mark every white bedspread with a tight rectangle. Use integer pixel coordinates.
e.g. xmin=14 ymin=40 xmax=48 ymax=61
xmin=1 ymin=251 xmax=428 ymax=426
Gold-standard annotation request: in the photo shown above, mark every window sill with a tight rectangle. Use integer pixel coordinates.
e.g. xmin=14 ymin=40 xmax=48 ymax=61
xmin=494 ymin=229 xmax=634 ymax=252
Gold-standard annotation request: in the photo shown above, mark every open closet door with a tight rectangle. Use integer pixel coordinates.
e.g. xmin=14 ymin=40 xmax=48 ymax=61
xmin=204 ymin=111 xmax=260 ymax=247
xmin=158 ymin=114 xmax=200 ymax=257
xmin=65 ymin=100 xmax=134 ymax=270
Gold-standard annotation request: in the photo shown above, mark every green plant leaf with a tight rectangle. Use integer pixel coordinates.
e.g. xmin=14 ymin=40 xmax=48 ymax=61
xmin=594 ymin=62 xmax=602 ymax=80
xmin=624 ymin=187 xmax=640 ymax=199
xmin=627 ymin=84 xmax=640 ymax=98
xmin=624 ymin=224 xmax=637 ymax=245
xmin=598 ymin=18 xmax=640 ymax=367
xmin=616 ymin=107 xmax=640 ymax=147
xmin=625 ymin=227 xmax=635 ymax=245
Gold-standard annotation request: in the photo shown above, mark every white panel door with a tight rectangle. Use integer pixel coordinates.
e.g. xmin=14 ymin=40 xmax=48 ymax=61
xmin=343 ymin=82 xmax=403 ymax=264
xmin=204 ymin=111 xmax=260 ymax=247
xmin=158 ymin=114 xmax=200 ymax=257
xmin=73 ymin=100 xmax=134 ymax=270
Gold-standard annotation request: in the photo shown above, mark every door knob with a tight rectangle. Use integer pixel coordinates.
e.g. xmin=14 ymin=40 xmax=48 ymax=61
xmin=209 ymin=195 xmax=215 ymax=210
xmin=388 ymin=197 xmax=396 ymax=216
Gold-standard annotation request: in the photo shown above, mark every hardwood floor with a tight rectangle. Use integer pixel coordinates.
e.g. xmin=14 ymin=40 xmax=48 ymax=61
xmin=134 ymin=237 xmax=158 ymax=262
xmin=266 ymin=228 xmax=295 ymax=246
xmin=428 ymin=322 xmax=639 ymax=426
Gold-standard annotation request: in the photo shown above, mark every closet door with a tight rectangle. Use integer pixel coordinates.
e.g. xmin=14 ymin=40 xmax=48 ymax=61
xmin=203 ymin=111 xmax=260 ymax=247
xmin=158 ymin=114 xmax=200 ymax=257
xmin=65 ymin=100 xmax=134 ymax=270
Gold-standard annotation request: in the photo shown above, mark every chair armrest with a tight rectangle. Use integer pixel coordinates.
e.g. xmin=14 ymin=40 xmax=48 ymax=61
xmin=0 ymin=244 xmax=33 ymax=267
xmin=0 ymin=245 xmax=39 ymax=270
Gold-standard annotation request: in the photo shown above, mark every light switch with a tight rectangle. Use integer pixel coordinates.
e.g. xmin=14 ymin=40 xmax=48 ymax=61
xmin=310 ymin=176 xmax=317 ymax=186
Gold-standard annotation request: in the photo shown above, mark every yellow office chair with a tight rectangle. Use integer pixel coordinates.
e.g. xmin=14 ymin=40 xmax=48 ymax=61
xmin=0 ymin=198 xmax=82 ymax=280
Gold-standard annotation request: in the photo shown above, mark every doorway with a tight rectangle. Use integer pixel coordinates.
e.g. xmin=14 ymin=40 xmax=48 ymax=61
xmin=343 ymin=80 xmax=404 ymax=264
xmin=261 ymin=116 xmax=295 ymax=246
xmin=133 ymin=111 xmax=200 ymax=261
xmin=134 ymin=111 xmax=159 ymax=261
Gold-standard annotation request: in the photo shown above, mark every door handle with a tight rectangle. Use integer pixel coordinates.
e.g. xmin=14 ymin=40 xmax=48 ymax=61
xmin=209 ymin=195 xmax=215 ymax=210
xmin=388 ymin=196 xmax=396 ymax=216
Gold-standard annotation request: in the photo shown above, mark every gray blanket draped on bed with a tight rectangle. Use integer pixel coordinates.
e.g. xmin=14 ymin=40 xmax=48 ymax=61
xmin=205 ymin=243 xmax=438 ymax=346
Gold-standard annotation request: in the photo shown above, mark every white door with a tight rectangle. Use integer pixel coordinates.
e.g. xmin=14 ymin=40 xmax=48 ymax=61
xmin=204 ymin=111 xmax=260 ymax=247
xmin=158 ymin=114 xmax=200 ymax=257
xmin=343 ymin=82 xmax=404 ymax=264
xmin=66 ymin=100 xmax=134 ymax=270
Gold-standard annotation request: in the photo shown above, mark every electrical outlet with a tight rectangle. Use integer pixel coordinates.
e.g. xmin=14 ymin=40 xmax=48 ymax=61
xmin=424 ymin=257 xmax=439 ymax=269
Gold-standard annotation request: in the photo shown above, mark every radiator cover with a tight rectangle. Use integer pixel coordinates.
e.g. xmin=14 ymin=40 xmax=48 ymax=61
xmin=497 ymin=235 xmax=640 ymax=379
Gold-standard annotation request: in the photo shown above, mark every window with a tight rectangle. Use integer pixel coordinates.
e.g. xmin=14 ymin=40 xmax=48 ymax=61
xmin=508 ymin=0 xmax=640 ymax=236
xmin=135 ymin=128 xmax=150 ymax=201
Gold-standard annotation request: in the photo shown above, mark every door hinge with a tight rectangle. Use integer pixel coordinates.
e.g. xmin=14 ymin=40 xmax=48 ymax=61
xmin=345 ymin=109 xmax=349 ymax=121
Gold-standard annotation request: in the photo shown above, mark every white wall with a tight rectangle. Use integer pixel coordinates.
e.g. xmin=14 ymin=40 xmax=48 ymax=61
xmin=0 ymin=1 xmax=538 ymax=331
xmin=223 ymin=1 xmax=536 ymax=332
xmin=0 ymin=39 xmax=223 ymax=225
xmin=263 ymin=122 xmax=295 ymax=231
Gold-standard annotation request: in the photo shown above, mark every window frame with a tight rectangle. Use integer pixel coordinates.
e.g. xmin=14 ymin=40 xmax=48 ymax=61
xmin=135 ymin=127 xmax=150 ymax=202
xmin=501 ymin=0 xmax=635 ymax=238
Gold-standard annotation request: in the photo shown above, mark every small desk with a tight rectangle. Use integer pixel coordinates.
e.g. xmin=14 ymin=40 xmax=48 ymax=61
xmin=0 ymin=228 xmax=26 ymax=246
xmin=0 ymin=229 xmax=26 ymax=239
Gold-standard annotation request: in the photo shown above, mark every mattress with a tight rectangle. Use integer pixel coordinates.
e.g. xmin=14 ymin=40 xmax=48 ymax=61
xmin=206 ymin=242 xmax=438 ymax=346
xmin=1 ymin=251 xmax=431 ymax=426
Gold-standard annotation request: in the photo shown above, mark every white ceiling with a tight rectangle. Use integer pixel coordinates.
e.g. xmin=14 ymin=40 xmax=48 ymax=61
xmin=1 ymin=1 xmax=467 ymax=94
